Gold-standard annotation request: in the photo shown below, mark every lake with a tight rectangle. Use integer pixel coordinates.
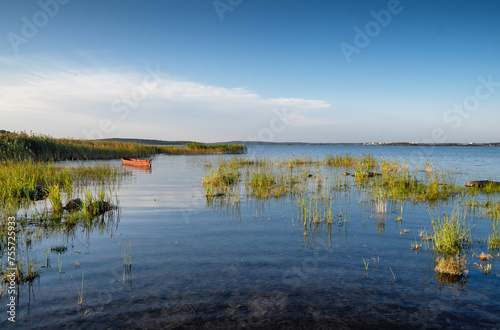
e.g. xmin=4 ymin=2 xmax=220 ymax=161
xmin=2 ymin=145 xmax=500 ymax=329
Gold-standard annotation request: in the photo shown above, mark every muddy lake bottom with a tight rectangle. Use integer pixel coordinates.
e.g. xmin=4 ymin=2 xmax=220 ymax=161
xmin=2 ymin=145 xmax=500 ymax=329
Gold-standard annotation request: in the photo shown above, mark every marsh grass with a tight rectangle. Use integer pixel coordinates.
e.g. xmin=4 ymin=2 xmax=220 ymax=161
xmin=0 ymin=131 xmax=246 ymax=161
xmin=489 ymin=220 xmax=500 ymax=251
xmin=431 ymin=207 xmax=471 ymax=255
xmin=366 ymin=167 xmax=462 ymax=204
xmin=0 ymin=160 xmax=127 ymax=218
xmin=323 ymin=154 xmax=376 ymax=168
xmin=297 ymin=192 xmax=335 ymax=226
xmin=48 ymin=184 xmax=63 ymax=212
xmin=0 ymin=159 xmax=122 ymax=284
xmin=201 ymin=155 xmax=498 ymax=264
xmin=185 ymin=142 xmax=246 ymax=154
xmin=203 ymin=166 xmax=240 ymax=187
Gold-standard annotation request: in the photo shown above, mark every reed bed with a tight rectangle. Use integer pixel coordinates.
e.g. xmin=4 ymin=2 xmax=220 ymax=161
xmin=0 ymin=131 xmax=246 ymax=161
xmin=0 ymin=160 xmax=126 ymax=218
xmin=247 ymin=169 xmax=301 ymax=198
xmin=323 ymin=154 xmax=377 ymax=168
xmin=201 ymin=154 xmax=499 ymax=281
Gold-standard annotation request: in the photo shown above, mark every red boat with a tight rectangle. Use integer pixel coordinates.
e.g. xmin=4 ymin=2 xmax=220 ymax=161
xmin=121 ymin=158 xmax=151 ymax=166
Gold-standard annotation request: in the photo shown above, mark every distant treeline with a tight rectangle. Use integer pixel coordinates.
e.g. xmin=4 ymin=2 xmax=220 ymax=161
xmin=104 ymin=138 xmax=500 ymax=147
xmin=0 ymin=131 xmax=246 ymax=161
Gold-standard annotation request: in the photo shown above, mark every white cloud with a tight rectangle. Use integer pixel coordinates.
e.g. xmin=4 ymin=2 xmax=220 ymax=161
xmin=0 ymin=65 xmax=334 ymax=141
xmin=270 ymin=97 xmax=331 ymax=110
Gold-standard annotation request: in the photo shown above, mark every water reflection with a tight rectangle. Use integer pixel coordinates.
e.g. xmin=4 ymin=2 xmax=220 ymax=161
xmin=121 ymin=164 xmax=152 ymax=173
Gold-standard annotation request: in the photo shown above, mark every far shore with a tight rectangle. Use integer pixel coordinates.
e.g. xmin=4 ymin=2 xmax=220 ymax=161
xmin=102 ymin=138 xmax=500 ymax=147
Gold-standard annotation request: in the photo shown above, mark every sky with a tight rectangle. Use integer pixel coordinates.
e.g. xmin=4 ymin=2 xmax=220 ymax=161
xmin=0 ymin=0 xmax=499 ymax=143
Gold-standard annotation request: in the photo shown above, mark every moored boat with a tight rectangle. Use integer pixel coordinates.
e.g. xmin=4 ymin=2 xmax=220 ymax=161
xmin=121 ymin=158 xmax=151 ymax=166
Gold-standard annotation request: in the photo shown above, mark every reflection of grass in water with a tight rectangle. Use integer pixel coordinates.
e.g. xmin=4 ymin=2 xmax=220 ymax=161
xmin=468 ymin=200 xmax=500 ymax=221
xmin=123 ymin=239 xmax=132 ymax=267
xmin=122 ymin=239 xmax=132 ymax=283
xmin=50 ymin=245 xmax=68 ymax=254
xmin=1 ymin=255 xmax=39 ymax=283
xmin=58 ymin=257 xmax=63 ymax=274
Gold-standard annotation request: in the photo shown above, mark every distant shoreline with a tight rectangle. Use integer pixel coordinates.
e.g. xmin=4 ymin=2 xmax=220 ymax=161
xmin=101 ymin=138 xmax=500 ymax=147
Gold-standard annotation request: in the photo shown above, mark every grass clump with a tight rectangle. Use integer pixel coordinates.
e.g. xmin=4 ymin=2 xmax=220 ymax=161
xmin=203 ymin=166 xmax=240 ymax=187
xmin=435 ymin=255 xmax=467 ymax=276
xmin=323 ymin=154 xmax=376 ymax=168
xmin=431 ymin=207 xmax=471 ymax=255
xmin=248 ymin=170 xmax=300 ymax=199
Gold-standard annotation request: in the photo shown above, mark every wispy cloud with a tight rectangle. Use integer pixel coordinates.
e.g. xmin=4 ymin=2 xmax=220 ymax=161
xmin=270 ymin=98 xmax=331 ymax=110
xmin=0 ymin=63 xmax=334 ymax=141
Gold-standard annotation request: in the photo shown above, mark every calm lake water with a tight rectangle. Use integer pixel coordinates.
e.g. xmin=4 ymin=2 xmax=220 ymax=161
xmin=2 ymin=145 xmax=500 ymax=329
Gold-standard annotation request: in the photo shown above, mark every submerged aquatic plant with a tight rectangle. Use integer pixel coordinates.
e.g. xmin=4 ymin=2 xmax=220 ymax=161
xmin=71 ymin=273 xmax=84 ymax=306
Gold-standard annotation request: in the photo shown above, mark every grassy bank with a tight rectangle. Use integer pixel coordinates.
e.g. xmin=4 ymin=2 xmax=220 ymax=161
xmin=0 ymin=160 xmax=126 ymax=218
xmin=0 ymin=159 xmax=126 ymax=283
xmin=0 ymin=131 xmax=246 ymax=161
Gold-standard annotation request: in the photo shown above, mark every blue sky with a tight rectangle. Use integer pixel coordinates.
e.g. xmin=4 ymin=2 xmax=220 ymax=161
xmin=0 ymin=0 xmax=499 ymax=143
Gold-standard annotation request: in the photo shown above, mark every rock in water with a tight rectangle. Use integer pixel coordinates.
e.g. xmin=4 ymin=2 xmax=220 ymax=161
xmin=64 ymin=198 xmax=83 ymax=211
xmin=27 ymin=185 xmax=50 ymax=201
xmin=465 ymin=180 xmax=500 ymax=188
xmin=87 ymin=201 xmax=113 ymax=215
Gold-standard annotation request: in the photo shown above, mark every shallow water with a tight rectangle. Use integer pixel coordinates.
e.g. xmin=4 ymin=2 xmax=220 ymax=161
xmin=2 ymin=146 xmax=500 ymax=328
